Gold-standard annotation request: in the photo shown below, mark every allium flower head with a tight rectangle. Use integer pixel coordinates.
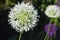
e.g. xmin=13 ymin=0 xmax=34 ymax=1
xmin=45 ymin=5 xmax=60 ymax=18
xmin=45 ymin=23 xmax=57 ymax=36
xmin=8 ymin=2 xmax=39 ymax=32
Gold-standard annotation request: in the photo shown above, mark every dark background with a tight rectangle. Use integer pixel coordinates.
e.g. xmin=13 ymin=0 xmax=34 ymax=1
xmin=0 ymin=0 xmax=60 ymax=40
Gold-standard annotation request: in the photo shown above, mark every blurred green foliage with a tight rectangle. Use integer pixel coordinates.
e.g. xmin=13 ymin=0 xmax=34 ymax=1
xmin=0 ymin=0 xmax=17 ymax=9
xmin=6 ymin=0 xmax=11 ymax=6
xmin=0 ymin=3 xmax=3 ymax=8
xmin=0 ymin=0 xmax=58 ymax=9
xmin=37 ymin=0 xmax=58 ymax=11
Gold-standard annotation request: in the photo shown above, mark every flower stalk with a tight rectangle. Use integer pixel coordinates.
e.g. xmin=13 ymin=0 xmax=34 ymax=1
xmin=50 ymin=36 xmax=52 ymax=40
xmin=54 ymin=18 xmax=58 ymax=26
xmin=44 ymin=19 xmax=53 ymax=40
xmin=19 ymin=32 xmax=23 ymax=40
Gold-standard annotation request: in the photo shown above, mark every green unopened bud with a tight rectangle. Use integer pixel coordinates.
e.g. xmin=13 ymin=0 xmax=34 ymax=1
xmin=41 ymin=4 xmax=46 ymax=11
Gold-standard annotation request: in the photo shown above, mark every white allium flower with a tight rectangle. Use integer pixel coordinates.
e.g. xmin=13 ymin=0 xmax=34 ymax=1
xmin=8 ymin=2 xmax=39 ymax=32
xmin=45 ymin=5 xmax=60 ymax=18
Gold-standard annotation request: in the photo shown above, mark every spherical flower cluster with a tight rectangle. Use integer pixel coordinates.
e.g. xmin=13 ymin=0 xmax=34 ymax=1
xmin=45 ymin=23 xmax=57 ymax=36
xmin=8 ymin=2 xmax=39 ymax=32
xmin=45 ymin=5 xmax=60 ymax=18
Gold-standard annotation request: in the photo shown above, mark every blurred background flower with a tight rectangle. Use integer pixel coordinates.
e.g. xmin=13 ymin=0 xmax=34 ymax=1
xmin=45 ymin=23 xmax=57 ymax=36
xmin=45 ymin=5 xmax=60 ymax=18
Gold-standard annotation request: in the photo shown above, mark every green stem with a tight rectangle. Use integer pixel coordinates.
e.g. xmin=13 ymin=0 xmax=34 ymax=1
xmin=53 ymin=18 xmax=57 ymax=39
xmin=44 ymin=19 xmax=53 ymax=40
xmin=54 ymin=32 xmax=56 ymax=39
xmin=50 ymin=36 xmax=52 ymax=40
xmin=44 ymin=25 xmax=50 ymax=40
xmin=47 ymin=36 xmax=49 ymax=40
xmin=54 ymin=18 xmax=58 ymax=26
xmin=19 ymin=32 xmax=23 ymax=40
xmin=44 ymin=33 xmax=48 ymax=40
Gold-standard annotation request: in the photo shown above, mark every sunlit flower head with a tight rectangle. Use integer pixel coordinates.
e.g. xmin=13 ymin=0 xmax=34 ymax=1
xmin=45 ymin=23 xmax=57 ymax=36
xmin=45 ymin=5 xmax=60 ymax=18
xmin=8 ymin=2 xmax=39 ymax=32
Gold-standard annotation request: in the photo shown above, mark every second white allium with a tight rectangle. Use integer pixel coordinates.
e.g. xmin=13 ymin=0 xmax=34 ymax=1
xmin=45 ymin=5 xmax=60 ymax=18
xmin=8 ymin=2 xmax=39 ymax=32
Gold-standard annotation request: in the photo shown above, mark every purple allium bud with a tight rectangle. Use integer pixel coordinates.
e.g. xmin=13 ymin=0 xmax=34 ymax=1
xmin=45 ymin=23 xmax=57 ymax=36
